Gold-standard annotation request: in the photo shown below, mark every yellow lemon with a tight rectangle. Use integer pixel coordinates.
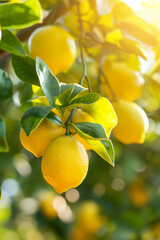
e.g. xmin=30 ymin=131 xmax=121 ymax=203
xmin=63 ymin=108 xmax=95 ymax=150
xmin=40 ymin=192 xmax=57 ymax=219
xmin=76 ymin=201 xmax=104 ymax=234
xmin=20 ymin=118 xmax=65 ymax=157
xmin=28 ymin=25 xmax=77 ymax=75
xmin=128 ymin=185 xmax=149 ymax=207
xmin=101 ymin=61 xmax=145 ymax=101
xmin=112 ymin=99 xmax=149 ymax=144
xmin=41 ymin=136 xmax=89 ymax=194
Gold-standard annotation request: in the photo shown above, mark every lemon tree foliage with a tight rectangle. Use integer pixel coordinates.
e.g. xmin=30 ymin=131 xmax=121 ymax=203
xmin=0 ymin=30 xmax=26 ymax=56
xmin=0 ymin=0 xmax=42 ymax=29
xmin=0 ymin=0 xmax=158 ymax=194
xmin=0 ymin=116 xmax=9 ymax=152
xmin=0 ymin=69 xmax=13 ymax=102
xmin=12 ymin=55 xmax=40 ymax=85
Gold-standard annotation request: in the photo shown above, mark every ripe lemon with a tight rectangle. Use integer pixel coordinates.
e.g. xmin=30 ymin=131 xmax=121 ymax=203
xmin=76 ymin=201 xmax=104 ymax=234
xmin=28 ymin=25 xmax=77 ymax=75
xmin=20 ymin=118 xmax=65 ymax=157
xmin=128 ymin=185 xmax=149 ymax=207
xmin=63 ymin=108 xmax=95 ymax=150
xmin=40 ymin=192 xmax=57 ymax=219
xmin=41 ymin=136 xmax=89 ymax=194
xmin=112 ymin=99 xmax=149 ymax=144
xmin=101 ymin=61 xmax=145 ymax=101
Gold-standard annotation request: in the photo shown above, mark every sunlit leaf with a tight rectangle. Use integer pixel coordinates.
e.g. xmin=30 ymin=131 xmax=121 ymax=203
xmin=82 ymin=97 xmax=117 ymax=136
xmin=30 ymin=96 xmax=50 ymax=105
xmin=0 ymin=0 xmax=42 ymax=29
xmin=36 ymin=57 xmax=60 ymax=107
xmin=118 ymin=15 xmax=159 ymax=46
xmin=120 ymin=38 xmax=147 ymax=60
xmin=70 ymin=122 xmax=115 ymax=166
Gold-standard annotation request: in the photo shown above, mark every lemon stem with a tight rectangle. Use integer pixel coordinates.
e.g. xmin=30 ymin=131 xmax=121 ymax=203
xmin=99 ymin=58 xmax=117 ymax=101
xmin=77 ymin=1 xmax=92 ymax=93
xmin=65 ymin=108 xmax=75 ymax=136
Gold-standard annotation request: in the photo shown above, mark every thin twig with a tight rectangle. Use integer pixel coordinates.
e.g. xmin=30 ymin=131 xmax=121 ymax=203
xmin=99 ymin=57 xmax=117 ymax=100
xmin=77 ymin=1 xmax=92 ymax=93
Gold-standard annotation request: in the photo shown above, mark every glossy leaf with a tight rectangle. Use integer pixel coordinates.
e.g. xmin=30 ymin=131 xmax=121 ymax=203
xmin=0 ymin=0 xmax=42 ymax=29
xmin=21 ymin=106 xmax=52 ymax=136
xmin=56 ymin=86 xmax=74 ymax=107
xmin=82 ymin=97 xmax=117 ymax=137
xmin=59 ymin=93 xmax=100 ymax=111
xmin=36 ymin=57 xmax=60 ymax=107
xmin=0 ymin=116 xmax=9 ymax=152
xmin=0 ymin=69 xmax=13 ymax=102
xmin=70 ymin=122 xmax=115 ymax=166
xmin=46 ymin=111 xmax=62 ymax=126
xmin=0 ymin=30 xmax=26 ymax=56
xmin=12 ymin=55 xmax=40 ymax=86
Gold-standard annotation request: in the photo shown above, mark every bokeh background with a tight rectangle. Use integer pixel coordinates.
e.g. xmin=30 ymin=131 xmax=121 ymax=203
xmin=1 ymin=0 xmax=160 ymax=240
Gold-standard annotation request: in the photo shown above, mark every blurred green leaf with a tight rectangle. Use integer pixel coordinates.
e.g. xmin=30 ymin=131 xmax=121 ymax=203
xmin=21 ymin=106 xmax=52 ymax=136
xmin=0 ymin=69 xmax=13 ymax=102
xmin=0 ymin=0 xmax=42 ymax=29
xmin=36 ymin=57 xmax=60 ymax=107
xmin=12 ymin=55 xmax=40 ymax=86
xmin=0 ymin=30 xmax=26 ymax=56
xmin=70 ymin=122 xmax=115 ymax=166
xmin=0 ymin=116 xmax=9 ymax=152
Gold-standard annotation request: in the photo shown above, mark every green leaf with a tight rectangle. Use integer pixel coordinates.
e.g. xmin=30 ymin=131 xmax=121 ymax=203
xmin=70 ymin=122 xmax=115 ymax=166
xmin=0 ymin=30 xmax=26 ymax=56
xmin=66 ymin=93 xmax=100 ymax=109
xmin=56 ymin=86 xmax=74 ymax=107
xmin=21 ymin=106 xmax=52 ymax=136
xmin=60 ymin=83 xmax=86 ymax=95
xmin=12 ymin=55 xmax=40 ymax=86
xmin=0 ymin=0 xmax=42 ymax=29
xmin=0 ymin=116 xmax=9 ymax=152
xmin=36 ymin=57 xmax=60 ymax=107
xmin=46 ymin=111 xmax=62 ymax=126
xmin=0 ymin=69 xmax=13 ymax=102
xmin=82 ymin=97 xmax=117 ymax=137
xmin=69 ymin=122 xmax=108 ymax=140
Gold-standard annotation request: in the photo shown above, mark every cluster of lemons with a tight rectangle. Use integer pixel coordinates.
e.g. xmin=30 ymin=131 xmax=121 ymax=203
xmin=101 ymin=61 xmax=149 ymax=144
xmin=20 ymin=22 xmax=149 ymax=194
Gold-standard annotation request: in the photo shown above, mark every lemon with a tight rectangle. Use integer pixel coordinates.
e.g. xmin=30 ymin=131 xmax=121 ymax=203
xmin=41 ymin=136 xmax=89 ymax=194
xmin=101 ymin=61 xmax=145 ymax=101
xmin=20 ymin=118 xmax=65 ymax=157
xmin=63 ymin=108 xmax=95 ymax=150
xmin=112 ymin=99 xmax=149 ymax=144
xmin=40 ymin=192 xmax=57 ymax=219
xmin=128 ymin=185 xmax=149 ymax=207
xmin=28 ymin=25 xmax=77 ymax=75
xmin=76 ymin=201 xmax=104 ymax=234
